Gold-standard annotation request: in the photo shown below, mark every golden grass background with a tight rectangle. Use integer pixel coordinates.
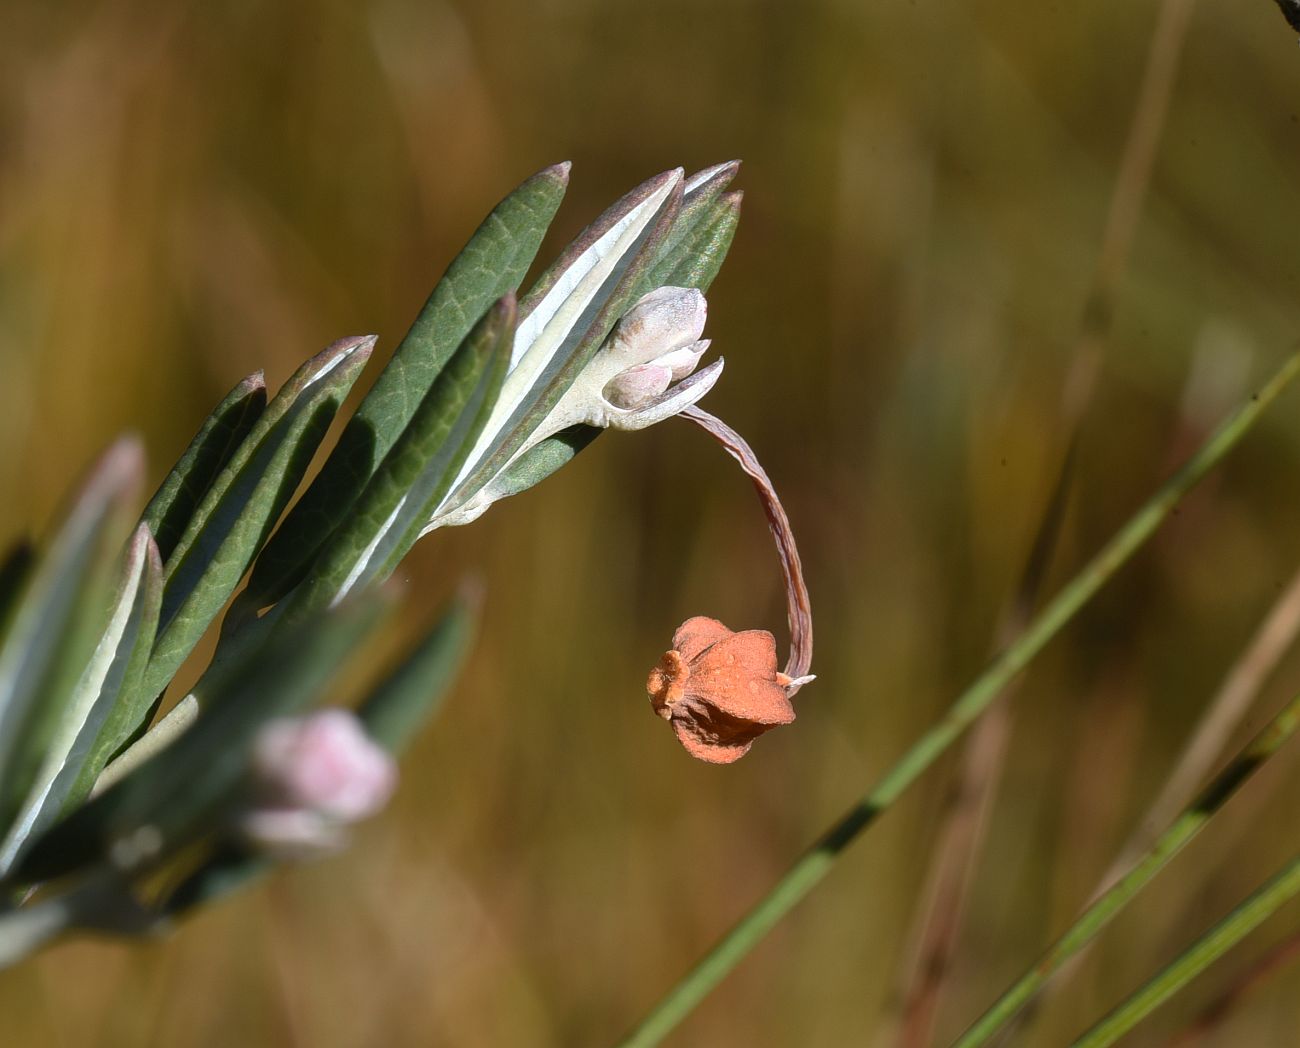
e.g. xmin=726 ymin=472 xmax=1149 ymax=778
xmin=4 ymin=1 xmax=1300 ymax=1043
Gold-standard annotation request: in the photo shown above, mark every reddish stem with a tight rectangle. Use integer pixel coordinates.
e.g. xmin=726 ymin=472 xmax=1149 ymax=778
xmin=681 ymin=405 xmax=813 ymax=689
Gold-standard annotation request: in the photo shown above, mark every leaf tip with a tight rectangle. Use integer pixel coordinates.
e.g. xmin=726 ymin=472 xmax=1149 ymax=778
xmin=685 ymin=160 xmax=742 ymax=193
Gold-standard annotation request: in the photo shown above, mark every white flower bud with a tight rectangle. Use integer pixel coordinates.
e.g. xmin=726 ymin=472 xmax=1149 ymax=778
xmin=605 ymin=286 xmax=707 ymax=370
xmin=542 ymin=287 xmax=718 ymax=432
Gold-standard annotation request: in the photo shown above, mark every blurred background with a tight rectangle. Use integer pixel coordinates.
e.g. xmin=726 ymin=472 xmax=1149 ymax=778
xmin=4 ymin=0 xmax=1300 ymax=1044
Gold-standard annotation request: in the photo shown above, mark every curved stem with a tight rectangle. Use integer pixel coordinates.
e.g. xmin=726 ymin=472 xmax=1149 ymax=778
xmin=680 ymin=406 xmax=813 ymax=686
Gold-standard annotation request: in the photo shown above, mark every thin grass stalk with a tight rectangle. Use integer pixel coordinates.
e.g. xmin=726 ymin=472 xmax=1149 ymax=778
xmin=615 ymin=352 xmax=1300 ymax=1048
xmin=1108 ymin=561 xmax=1300 ymax=880
xmin=1162 ymin=929 xmax=1300 ymax=1046
xmin=1070 ymin=852 xmax=1300 ymax=1047
xmin=1012 ymin=557 xmax=1300 ymax=1042
xmin=885 ymin=0 xmax=1194 ymax=1031
xmin=951 ymin=689 xmax=1300 ymax=1048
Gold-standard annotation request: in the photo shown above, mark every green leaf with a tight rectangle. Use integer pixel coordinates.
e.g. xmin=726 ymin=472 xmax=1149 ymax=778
xmin=644 ymin=163 xmax=740 ymax=290
xmin=240 ymin=163 xmax=571 ymax=612
xmin=160 ymin=841 xmax=270 ymax=918
xmin=432 ymin=169 xmax=685 ymax=524
xmin=0 ymin=439 xmax=143 ymax=841
xmin=142 ymin=372 xmax=267 ymax=562
xmin=140 ymin=337 xmax=373 ymax=699
xmin=651 ymin=191 xmax=742 ymax=293
xmin=13 ymin=588 xmax=393 ymax=886
xmin=0 ymin=525 xmax=163 ymax=876
xmin=358 ymin=592 xmax=477 ymax=753
xmin=477 ymin=424 xmax=603 ymax=507
xmin=289 ymin=296 xmax=515 ymax=610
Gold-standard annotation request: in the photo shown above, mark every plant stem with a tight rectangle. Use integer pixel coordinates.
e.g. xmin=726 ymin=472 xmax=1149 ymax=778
xmin=614 ymin=350 xmax=1300 ymax=1048
xmin=1071 ymin=851 xmax=1300 ymax=1047
xmin=680 ymin=406 xmax=813 ymax=685
xmin=1162 ymin=929 xmax=1300 ymax=1046
xmin=951 ymin=689 xmax=1300 ymax=1047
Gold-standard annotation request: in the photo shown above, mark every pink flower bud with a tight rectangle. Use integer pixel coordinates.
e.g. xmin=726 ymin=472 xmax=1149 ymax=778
xmin=251 ymin=709 xmax=396 ymax=822
xmin=605 ymin=363 xmax=674 ymax=409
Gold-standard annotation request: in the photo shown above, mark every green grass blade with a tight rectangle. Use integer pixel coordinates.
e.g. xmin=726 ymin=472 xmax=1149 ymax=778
xmin=952 ymin=690 xmax=1300 ymax=1047
xmin=615 ymin=350 xmax=1300 ymax=1048
xmin=0 ymin=525 xmax=163 ymax=876
xmin=141 ymin=372 xmax=267 ymax=562
xmin=141 ymin=337 xmax=372 ymax=698
xmin=1071 ymin=851 xmax=1300 ymax=1047
xmin=241 ymin=163 xmax=570 ymax=611
xmin=13 ymin=588 xmax=393 ymax=886
xmin=0 ymin=439 xmax=143 ymax=841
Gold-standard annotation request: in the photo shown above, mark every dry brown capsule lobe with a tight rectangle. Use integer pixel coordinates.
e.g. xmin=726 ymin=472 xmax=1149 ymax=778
xmin=647 ymin=616 xmax=797 ymax=764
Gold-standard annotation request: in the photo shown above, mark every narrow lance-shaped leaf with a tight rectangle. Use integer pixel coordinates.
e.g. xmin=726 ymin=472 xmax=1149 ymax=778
xmin=431 ymin=168 xmax=685 ymax=525
xmin=142 ymin=372 xmax=267 ymax=562
xmin=291 ymin=295 xmax=515 ymax=611
xmin=644 ymin=164 xmax=740 ymax=290
xmin=0 ymin=525 xmax=163 ymax=876
xmin=162 ymin=592 xmax=479 ymax=917
xmin=240 ymin=163 xmax=571 ymax=612
xmin=140 ymin=337 xmax=373 ymax=699
xmin=358 ymin=592 xmax=477 ymax=751
xmin=0 ymin=439 xmax=143 ymax=839
xmin=14 ymin=588 xmax=394 ymax=886
xmin=651 ymin=191 xmax=742 ymax=294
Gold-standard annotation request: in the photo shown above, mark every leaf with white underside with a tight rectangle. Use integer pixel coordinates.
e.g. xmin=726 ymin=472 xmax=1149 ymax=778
xmin=238 ymin=163 xmax=571 ymax=614
xmin=288 ymin=295 xmax=515 ymax=612
xmin=426 ymin=164 xmax=743 ymax=527
xmin=0 ymin=440 xmax=142 ymax=841
xmin=13 ymin=589 xmax=393 ymax=886
xmin=140 ymin=337 xmax=373 ymax=699
xmin=428 ymin=168 xmax=685 ymax=527
xmin=0 ymin=525 xmax=162 ymax=876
